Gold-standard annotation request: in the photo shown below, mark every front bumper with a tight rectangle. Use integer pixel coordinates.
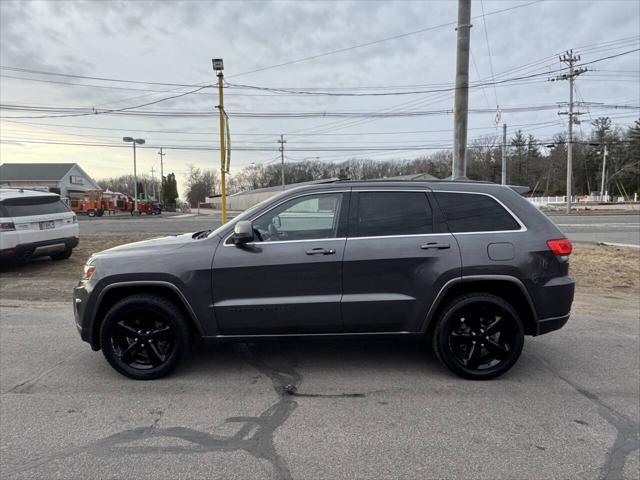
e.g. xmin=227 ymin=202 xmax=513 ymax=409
xmin=73 ymin=283 xmax=96 ymax=348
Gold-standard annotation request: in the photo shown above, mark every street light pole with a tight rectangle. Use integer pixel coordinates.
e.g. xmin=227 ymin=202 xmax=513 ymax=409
xmin=123 ymin=137 xmax=145 ymax=214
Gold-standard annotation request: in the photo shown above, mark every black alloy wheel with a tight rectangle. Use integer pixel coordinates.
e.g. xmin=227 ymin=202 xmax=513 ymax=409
xmin=100 ymin=295 xmax=191 ymax=380
xmin=433 ymin=293 xmax=524 ymax=380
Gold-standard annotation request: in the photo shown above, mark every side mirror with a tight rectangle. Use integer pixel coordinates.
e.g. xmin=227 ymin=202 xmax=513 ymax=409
xmin=232 ymin=220 xmax=254 ymax=245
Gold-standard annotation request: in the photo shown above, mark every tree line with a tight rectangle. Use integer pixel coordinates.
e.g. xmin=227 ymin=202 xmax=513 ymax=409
xmin=102 ymin=117 xmax=639 ymax=207
xmin=96 ymin=172 xmax=179 ymax=206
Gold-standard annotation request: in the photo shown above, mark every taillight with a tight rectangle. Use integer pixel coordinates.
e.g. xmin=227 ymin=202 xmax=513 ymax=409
xmin=547 ymin=239 xmax=572 ymax=255
xmin=0 ymin=222 xmax=15 ymax=231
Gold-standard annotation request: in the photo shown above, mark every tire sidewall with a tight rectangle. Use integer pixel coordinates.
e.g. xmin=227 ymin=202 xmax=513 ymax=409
xmin=434 ymin=294 xmax=524 ymax=380
xmin=100 ymin=295 xmax=190 ymax=380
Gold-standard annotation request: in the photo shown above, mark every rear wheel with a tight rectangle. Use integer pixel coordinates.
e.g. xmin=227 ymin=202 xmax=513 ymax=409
xmin=432 ymin=293 xmax=524 ymax=380
xmin=100 ymin=294 xmax=191 ymax=380
xmin=51 ymin=247 xmax=72 ymax=261
xmin=87 ymin=209 xmax=96 ymax=217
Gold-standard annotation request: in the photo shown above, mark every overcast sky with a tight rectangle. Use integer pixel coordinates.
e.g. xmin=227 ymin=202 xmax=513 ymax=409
xmin=1 ymin=0 xmax=638 ymax=186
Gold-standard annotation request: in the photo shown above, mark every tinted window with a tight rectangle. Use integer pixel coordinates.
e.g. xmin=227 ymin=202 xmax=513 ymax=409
xmin=355 ymin=191 xmax=433 ymax=237
xmin=253 ymin=193 xmax=343 ymax=242
xmin=0 ymin=197 xmax=70 ymax=217
xmin=434 ymin=192 xmax=520 ymax=232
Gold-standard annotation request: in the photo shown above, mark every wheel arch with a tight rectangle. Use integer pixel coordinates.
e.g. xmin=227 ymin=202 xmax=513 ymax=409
xmin=90 ymin=281 xmax=203 ymax=350
xmin=422 ymin=275 xmax=538 ymax=337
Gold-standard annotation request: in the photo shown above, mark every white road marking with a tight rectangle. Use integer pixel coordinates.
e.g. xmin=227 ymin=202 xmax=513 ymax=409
xmin=169 ymin=214 xmax=198 ymax=219
xmin=597 ymin=242 xmax=640 ymax=249
xmin=557 ymin=223 xmax=640 ymax=228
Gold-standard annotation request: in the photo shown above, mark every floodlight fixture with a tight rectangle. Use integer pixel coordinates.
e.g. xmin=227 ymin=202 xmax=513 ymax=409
xmin=212 ymin=58 xmax=224 ymax=71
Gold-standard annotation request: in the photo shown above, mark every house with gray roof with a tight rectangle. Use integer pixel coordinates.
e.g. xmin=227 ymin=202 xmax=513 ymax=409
xmin=0 ymin=163 xmax=99 ymax=198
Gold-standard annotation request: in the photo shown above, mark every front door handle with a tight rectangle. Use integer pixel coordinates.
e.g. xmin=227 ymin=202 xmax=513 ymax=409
xmin=306 ymin=247 xmax=336 ymax=255
xmin=420 ymin=242 xmax=451 ymax=250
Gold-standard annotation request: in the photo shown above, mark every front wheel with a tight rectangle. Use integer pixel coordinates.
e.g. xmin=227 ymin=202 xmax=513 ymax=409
xmin=100 ymin=294 xmax=192 ymax=380
xmin=432 ymin=293 xmax=524 ymax=380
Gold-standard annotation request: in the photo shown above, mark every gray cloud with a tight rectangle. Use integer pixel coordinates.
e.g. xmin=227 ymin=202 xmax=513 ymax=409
xmin=1 ymin=0 xmax=638 ymax=178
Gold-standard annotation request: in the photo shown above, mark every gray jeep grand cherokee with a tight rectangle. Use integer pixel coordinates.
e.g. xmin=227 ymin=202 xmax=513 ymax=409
xmin=74 ymin=180 xmax=575 ymax=380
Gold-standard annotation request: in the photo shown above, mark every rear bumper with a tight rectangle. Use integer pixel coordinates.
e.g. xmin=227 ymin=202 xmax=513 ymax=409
xmin=535 ymin=313 xmax=571 ymax=335
xmin=0 ymin=236 xmax=79 ymax=260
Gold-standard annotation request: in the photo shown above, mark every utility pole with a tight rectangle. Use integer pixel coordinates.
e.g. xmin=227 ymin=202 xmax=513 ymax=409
xmin=123 ymin=137 xmax=145 ymax=214
xmin=150 ymin=166 xmax=156 ymax=201
xmin=501 ymin=123 xmax=507 ymax=185
xmin=212 ymin=58 xmax=227 ymax=223
xmin=600 ymin=144 xmax=608 ymax=201
xmin=551 ymin=50 xmax=587 ymax=214
xmin=278 ymin=134 xmax=287 ymax=190
xmin=158 ymin=147 xmax=165 ymax=205
xmin=452 ymin=0 xmax=472 ymax=179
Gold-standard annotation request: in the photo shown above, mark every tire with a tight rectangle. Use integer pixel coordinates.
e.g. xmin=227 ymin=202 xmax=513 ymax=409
xmin=87 ymin=209 xmax=96 ymax=217
xmin=100 ymin=294 xmax=192 ymax=380
xmin=51 ymin=247 xmax=72 ymax=261
xmin=432 ymin=293 xmax=524 ymax=380
xmin=97 ymin=209 xmax=104 ymax=217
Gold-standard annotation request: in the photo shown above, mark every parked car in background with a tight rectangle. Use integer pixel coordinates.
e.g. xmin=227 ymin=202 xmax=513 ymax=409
xmin=0 ymin=188 xmax=79 ymax=262
xmin=73 ymin=180 xmax=575 ymax=381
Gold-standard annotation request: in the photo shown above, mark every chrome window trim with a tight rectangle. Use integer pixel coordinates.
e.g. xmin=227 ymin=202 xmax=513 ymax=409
xmin=348 ymin=232 xmax=452 ymax=241
xmin=223 ymin=189 xmax=350 ymax=246
xmin=434 ymin=190 xmax=527 ymax=234
xmin=222 ymin=187 xmax=526 ymax=246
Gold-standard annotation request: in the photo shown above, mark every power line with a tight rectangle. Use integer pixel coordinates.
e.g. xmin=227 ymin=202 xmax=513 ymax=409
xmin=226 ymin=1 xmax=545 ymax=79
xmin=479 ymin=0 xmax=499 ymax=107
xmin=0 ymin=65 xmax=204 ymax=87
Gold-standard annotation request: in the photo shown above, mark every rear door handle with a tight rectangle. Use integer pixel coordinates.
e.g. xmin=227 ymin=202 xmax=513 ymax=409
xmin=420 ymin=242 xmax=451 ymax=250
xmin=306 ymin=247 xmax=336 ymax=255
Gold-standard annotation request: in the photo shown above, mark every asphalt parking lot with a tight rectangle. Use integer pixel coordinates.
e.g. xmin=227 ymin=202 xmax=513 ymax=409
xmin=1 ymin=212 xmax=639 ymax=479
xmin=0 ymin=294 xmax=638 ymax=479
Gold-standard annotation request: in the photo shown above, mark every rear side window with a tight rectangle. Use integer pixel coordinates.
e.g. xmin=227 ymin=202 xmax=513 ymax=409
xmin=434 ymin=192 xmax=520 ymax=233
xmin=354 ymin=191 xmax=433 ymax=237
xmin=0 ymin=197 xmax=70 ymax=217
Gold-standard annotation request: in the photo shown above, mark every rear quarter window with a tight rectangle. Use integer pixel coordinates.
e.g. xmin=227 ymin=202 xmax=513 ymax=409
xmin=434 ymin=192 xmax=521 ymax=233
xmin=0 ymin=197 xmax=70 ymax=217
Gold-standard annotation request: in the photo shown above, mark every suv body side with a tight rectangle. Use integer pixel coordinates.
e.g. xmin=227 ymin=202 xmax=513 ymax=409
xmin=75 ymin=181 xmax=574 ymax=351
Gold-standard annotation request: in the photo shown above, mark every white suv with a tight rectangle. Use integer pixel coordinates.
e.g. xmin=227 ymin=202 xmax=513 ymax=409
xmin=0 ymin=188 xmax=79 ymax=261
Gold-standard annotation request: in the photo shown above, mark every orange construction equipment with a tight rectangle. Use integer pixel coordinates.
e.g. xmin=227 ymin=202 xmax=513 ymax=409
xmin=69 ymin=189 xmax=106 ymax=217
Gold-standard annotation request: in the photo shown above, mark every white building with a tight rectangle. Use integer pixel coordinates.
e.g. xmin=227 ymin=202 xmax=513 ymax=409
xmin=0 ymin=163 xmax=99 ymax=198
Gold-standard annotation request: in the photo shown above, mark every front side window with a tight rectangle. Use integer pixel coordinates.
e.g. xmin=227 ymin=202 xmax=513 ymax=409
xmin=434 ymin=192 xmax=521 ymax=232
xmin=354 ymin=191 xmax=433 ymax=237
xmin=252 ymin=192 xmax=344 ymax=242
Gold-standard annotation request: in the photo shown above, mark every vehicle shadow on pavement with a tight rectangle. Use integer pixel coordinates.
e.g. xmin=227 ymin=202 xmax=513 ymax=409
xmin=182 ymin=338 xmax=441 ymax=384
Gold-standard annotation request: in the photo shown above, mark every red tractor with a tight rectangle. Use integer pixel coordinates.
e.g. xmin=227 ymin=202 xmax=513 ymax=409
xmin=133 ymin=200 xmax=162 ymax=215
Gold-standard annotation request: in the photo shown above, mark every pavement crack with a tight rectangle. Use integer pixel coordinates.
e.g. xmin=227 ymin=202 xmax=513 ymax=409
xmin=4 ymin=351 xmax=83 ymax=394
xmin=4 ymin=343 xmax=301 ymax=480
xmin=533 ymin=354 xmax=639 ymax=480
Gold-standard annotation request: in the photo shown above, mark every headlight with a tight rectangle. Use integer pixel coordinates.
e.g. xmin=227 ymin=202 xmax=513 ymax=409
xmin=83 ymin=264 xmax=95 ymax=279
xmin=82 ymin=257 xmax=96 ymax=282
